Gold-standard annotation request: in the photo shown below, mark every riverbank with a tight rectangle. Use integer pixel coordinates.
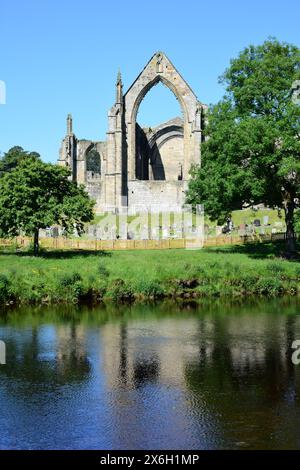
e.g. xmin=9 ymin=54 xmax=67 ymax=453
xmin=0 ymin=242 xmax=300 ymax=306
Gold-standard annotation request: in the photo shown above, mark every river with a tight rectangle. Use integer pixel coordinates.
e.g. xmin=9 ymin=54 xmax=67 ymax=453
xmin=1 ymin=299 xmax=300 ymax=450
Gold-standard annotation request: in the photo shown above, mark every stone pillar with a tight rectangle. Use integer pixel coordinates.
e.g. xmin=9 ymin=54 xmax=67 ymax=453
xmin=67 ymin=113 xmax=73 ymax=135
xmin=190 ymin=103 xmax=203 ymax=172
xmin=105 ymin=71 xmax=125 ymax=209
xmin=58 ymin=114 xmax=77 ymax=181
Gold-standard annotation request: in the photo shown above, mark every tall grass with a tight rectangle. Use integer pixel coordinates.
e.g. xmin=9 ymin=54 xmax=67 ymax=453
xmin=0 ymin=244 xmax=299 ymax=306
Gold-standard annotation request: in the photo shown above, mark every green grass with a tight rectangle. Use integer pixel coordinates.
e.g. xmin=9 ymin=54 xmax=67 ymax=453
xmin=204 ymin=208 xmax=285 ymax=235
xmin=0 ymin=241 xmax=299 ymax=306
xmin=231 ymin=208 xmax=284 ymax=227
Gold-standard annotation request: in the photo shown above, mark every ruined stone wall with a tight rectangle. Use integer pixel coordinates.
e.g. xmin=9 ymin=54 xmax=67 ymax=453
xmin=152 ymin=135 xmax=184 ymax=181
xmin=128 ymin=180 xmax=187 ymax=212
xmin=58 ymin=52 xmax=205 ymax=214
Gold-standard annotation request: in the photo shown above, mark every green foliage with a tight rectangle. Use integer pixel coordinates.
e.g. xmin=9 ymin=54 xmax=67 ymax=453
xmin=106 ymin=279 xmax=134 ymax=302
xmin=294 ymin=209 xmax=300 ymax=234
xmin=0 ymin=274 xmax=10 ymax=303
xmin=56 ymin=272 xmax=85 ymax=303
xmin=254 ymin=278 xmax=284 ymax=296
xmin=0 ymin=146 xmax=40 ymax=175
xmin=187 ymin=38 xmax=300 ymax=252
xmin=60 ymin=272 xmax=82 ymax=287
xmin=134 ymin=279 xmax=164 ymax=299
xmin=0 ymin=156 xmax=95 ymax=254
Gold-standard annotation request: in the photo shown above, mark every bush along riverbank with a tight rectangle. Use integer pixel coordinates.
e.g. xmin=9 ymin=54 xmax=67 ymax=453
xmin=1 ymin=245 xmax=300 ymax=306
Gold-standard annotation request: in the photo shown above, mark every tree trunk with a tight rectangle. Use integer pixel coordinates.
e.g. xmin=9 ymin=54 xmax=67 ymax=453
xmin=33 ymin=228 xmax=39 ymax=256
xmin=284 ymin=197 xmax=296 ymax=256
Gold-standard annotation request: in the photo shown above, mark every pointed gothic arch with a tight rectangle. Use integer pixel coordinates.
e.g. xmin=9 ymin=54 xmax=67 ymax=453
xmin=134 ymin=81 xmax=184 ymax=181
xmin=131 ymin=75 xmax=187 ymax=126
xmin=123 ymin=52 xmax=203 ymax=182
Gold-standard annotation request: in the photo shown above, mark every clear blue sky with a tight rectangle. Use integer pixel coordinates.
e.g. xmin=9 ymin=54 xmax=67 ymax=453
xmin=0 ymin=0 xmax=299 ymax=162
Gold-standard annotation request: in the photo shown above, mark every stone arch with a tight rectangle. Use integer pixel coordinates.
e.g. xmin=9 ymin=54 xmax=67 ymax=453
xmin=148 ymin=121 xmax=184 ymax=149
xmin=124 ymin=52 xmax=202 ymax=181
xmin=147 ymin=119 xmax=184 ymax=181
xmin=134 ymin=83 xmax=185 ymax=182
xmin=131 ymin=75 xmax=187 ymax=127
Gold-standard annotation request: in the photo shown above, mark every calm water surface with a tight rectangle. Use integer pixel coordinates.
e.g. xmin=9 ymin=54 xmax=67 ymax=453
xmin=1 ymin=299 xmax=300 ymax=450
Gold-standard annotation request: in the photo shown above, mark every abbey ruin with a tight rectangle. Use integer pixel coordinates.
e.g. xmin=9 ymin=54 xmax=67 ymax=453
xmin=58 ymin=52 xmax=206 ymax=213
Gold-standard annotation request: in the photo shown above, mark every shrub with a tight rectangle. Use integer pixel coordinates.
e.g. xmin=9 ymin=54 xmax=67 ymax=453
xmin=254 ymin=277 xmax=284 ymax=296
xmin=60 ymin=272 xmax=82 ymax=287
xmin=0 ymin=274 xmax=10 ymax=303
xmin=57 ymin=272 xmax=85 ymax=303
xmin=286 ymin=283 xmax=298 ymax=295
xmin=97 ymin=280 xmax=108 ymax=299
xmin=135 ymin=279 xmax=164 ymax=299
xmin=227 ymin=274 xmax=258 ymax=290
xmin=107 ymin=278 xmax=134 ymax=302
xmin=196 ymin=284 xmax=222 ymax=297
xmin=106 ymin=279 xmax=134 ymax=302
xmin=21 ymin=281 xmax=47 ymax=304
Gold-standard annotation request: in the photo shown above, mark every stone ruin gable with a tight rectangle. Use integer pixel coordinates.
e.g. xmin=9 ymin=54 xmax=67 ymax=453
xmin=123 ymin=51 xmax=204 ymax=182
xmin=59 ymin=52 xmax=206 ymax=213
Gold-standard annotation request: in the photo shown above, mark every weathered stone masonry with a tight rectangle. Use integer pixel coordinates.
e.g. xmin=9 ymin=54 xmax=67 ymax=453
xmin=58 ymin=52 xmax=206 ymax=212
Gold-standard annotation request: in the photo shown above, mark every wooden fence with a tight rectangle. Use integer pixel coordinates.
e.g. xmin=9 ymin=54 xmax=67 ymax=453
xmin=0 ymin=232 xmax=286 ymax=251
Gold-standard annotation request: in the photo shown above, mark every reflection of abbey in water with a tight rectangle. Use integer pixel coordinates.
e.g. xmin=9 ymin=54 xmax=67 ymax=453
xmin=58 ymin=52 xmax=206 ymax=212
xmin=99 ymin=315 xmax=295 ymax=390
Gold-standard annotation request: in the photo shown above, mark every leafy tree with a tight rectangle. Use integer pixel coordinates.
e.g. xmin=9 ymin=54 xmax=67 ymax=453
xmin=0 ymin=146 xmax=40 ymax=175
xmin=187 ymin=38 xmax=300 ymax=255
xmin=0 ymin=156 xmax=95 ymax=255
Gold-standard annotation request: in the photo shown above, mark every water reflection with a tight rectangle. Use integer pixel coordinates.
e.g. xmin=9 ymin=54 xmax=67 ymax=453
xmin=1 ymin=323 xmax=90 ymax=388
xmin=0 ymin=299 xmax=300 ymax=449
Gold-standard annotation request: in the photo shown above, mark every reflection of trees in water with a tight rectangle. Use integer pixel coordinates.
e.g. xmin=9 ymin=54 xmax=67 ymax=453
xmin=133 ymin=356 xmax=160 ymax=388
xmin=117 ymin=322 xmax=160 ymax=388
xmin=119 ymin=323 xmax=128 ymax=384
xmin=2 ymin=300 xmax=300 ymax=448
xmin=184 ymin=314 xmax=300 ymax=448
xmin=55 ymin=323 xmax=90 ymax=382
xmin=1 ymin=324 xmax=90 ymax=390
